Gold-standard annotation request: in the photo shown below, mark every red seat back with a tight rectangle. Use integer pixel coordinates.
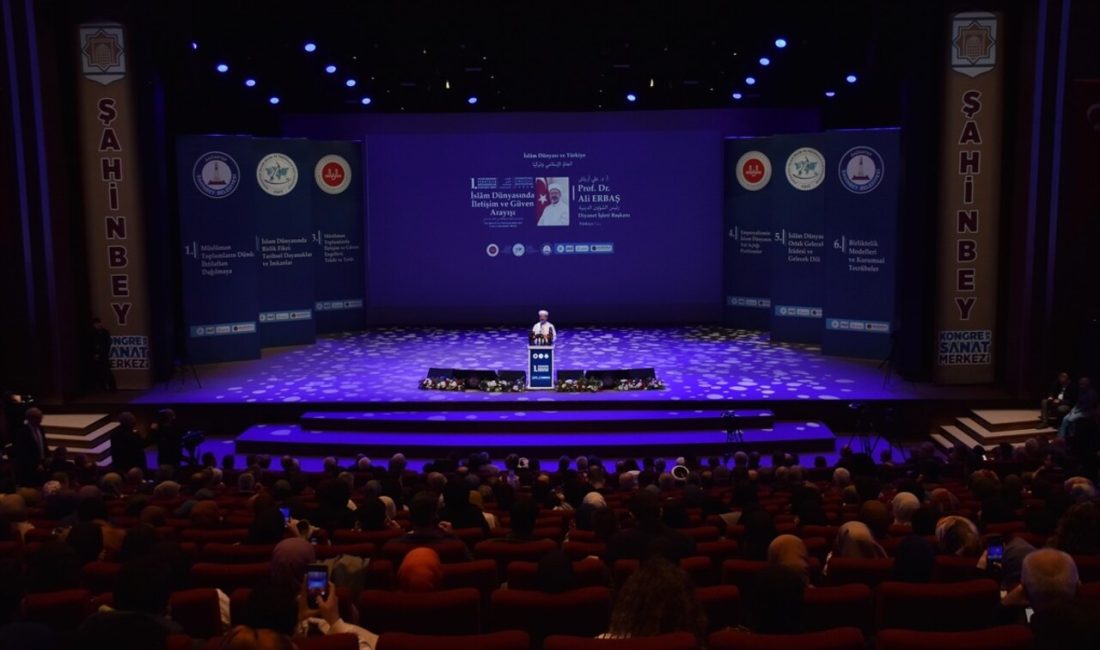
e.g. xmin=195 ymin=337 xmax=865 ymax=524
xmin=190 ymin=562 xmax=271 ymax=592
xmin=697 ymin=585 xmax=741 ymax=631
xmin=708 ymin=627 xmax=865 ymax=650
xmin=544 ymin=632 xmax=699 ymax=650
xmin=334 ymin=528 xmax=404 ymax=545
xmin=490 ymin=586 xmax=611 ymax=643
xmin=377 ymin=630 xmax=531 ymax=650
xmin=876 ymin=625 xmax=1034 ymax=650
xmin=180 ymin=528 xmax=249 ymax=545
xmin=561 ymin=541 xmax=606 ymax=561
xmin=200 ymin=542 xmax=276 ymax=563
xmin=169 ymin=588 xmax=224 ymax=638
xmin=359 ymin=588 xmax=481 ymax=635
xmin=824 ymin=557 xmax=894 ymax=586
xmin=802 ymin=584 xmax=873 ymax=633
xmin=932 ymin=555 xmax=983 ymax=582
xmin=506 ymin=557 xmax=608 ymax=590
xmin=382 ymin=539 xmax=470 ymax=563
xmin=440 ymin=559 xmax=500 ymax=600
xmin=314 ymin=542 xmax=378 ymax=560
xmin=875 ymin=579 xmax=999 ymax=631
xmin=81 ymin=561 xmax=123 ymax=594
xmin=23 ymin=588 xmax=93 ymax=631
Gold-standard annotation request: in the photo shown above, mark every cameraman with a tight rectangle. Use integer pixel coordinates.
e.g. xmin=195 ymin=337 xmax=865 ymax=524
xmin=150 ymin=409 xmax=182 ymax=469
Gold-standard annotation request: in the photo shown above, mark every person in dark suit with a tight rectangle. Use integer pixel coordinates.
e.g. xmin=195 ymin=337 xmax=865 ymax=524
xmin=1041 ymin=371 xmax=1077 ymax=427
xmin=91 ymin=317 xmax=116 ymax=392
xmin=12 ymin=407 xmax=46 ymax=486
xmin=110 ymin=412 xmax=146 ymax=473
xmin=151 ymin=409 xmax=182 ymax=469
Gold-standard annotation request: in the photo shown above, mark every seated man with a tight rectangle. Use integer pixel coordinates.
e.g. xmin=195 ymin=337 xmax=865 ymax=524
xmin=382 ymin=491 xmax=472 ymax=560
xmin=1041 ymin=371 xmax=1076 ymax=427
xmin=1015 ymin=548 xmax=1100 ymax=650
xmin=1059 ymin=377 xmax=1097 ymax=439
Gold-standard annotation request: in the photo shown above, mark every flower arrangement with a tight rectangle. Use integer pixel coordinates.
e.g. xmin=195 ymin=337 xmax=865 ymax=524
xmin=479 ymin=379 xmax=526 ymax=393
xmin=419 ymin=377 xmax=465 ymax=391
xmin=556 ymin=378 xmax=604 ymax=393
xmin=615 ymin=377 xmax=667 ymax=391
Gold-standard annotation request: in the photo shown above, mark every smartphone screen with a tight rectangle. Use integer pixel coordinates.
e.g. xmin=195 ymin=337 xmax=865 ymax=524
xmin=306 ymin=564 xmax=328 ymax=608
xmin=279 ymin=507 xmax=290 ymax=523
xmin=986 ymin=536 xmax=1004 ymax=562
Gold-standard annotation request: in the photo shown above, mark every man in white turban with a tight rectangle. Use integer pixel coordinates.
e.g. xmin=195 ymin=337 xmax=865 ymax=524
xmin=537 ymin=183 xmax=569 ymax=226
xmin=532 ymin=310 xmax=556 ymax=342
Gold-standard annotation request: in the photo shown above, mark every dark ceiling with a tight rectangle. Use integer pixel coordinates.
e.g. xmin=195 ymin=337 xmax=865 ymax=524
xmin=150 ymin=0 xmax=920 ymax=127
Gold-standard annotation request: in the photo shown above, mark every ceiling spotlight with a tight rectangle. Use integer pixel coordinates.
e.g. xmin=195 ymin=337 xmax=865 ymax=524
xmin=345 ymin=79 xmax=357 ymax=87
xmin=244 ymin=78 xmax=257 ymax=87
xmin=745 ymin=76 xmax=756 ymax=86
xmin=268 ymin=96 xmax=280 ymax=105
xmin=649 ymin=78 xmax=654 ymax=88
xmin=731 ymin=92 xmax=743 ymax=100
xmin=759 ymin=57 xmax=771 ymax=66
xmin=325 ymin=64 xmax=337 ymax=74
xmin=303 ymin=42 xmax=317 ymax=53
xmin=775 ymin=37 xmax=788 ymax=48
xmin=444 ymin=80 xmax=451 ymax=89
xmin=626 ymin=92 xmax=637 ymax=102
xmin=190 ymin=41 xmax=198 ymax=51
xmin=360 ymin=96 xmax=372 ymax=105
xmin=846 ymin=74 xmax=858 ymax=84
xmin=467 ymin=96 xmax=478 ymax=105
xmin=215 ymin=63 xmax=229 ymax=73
xmin=825 ymin=90 xmax=836 ymax=98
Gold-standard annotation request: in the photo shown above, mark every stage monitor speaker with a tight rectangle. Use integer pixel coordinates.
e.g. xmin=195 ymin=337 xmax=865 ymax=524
xmin=586 ymin=368 xmax=632 ymax=387
xmin=498 ymin=370 xmax=526 ymax=383
xmin=628 ymin=368 xmax=656 ymax=380
xmin=427 ymin=367 xmax=455 ymax=379
xmin=557 ymin=370 xmax=585 ymax=381
xmin=453 ymin=369 xmax=499 ymax=382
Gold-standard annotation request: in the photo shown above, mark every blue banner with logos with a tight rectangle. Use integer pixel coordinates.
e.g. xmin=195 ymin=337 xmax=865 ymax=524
xmin=253 ymin=138 xmax=317 ymax=347
xmin=724 ymin=137 xmax=775 ymax=330
xmin=176 ymin=135 xmax=261 ymax=363
xmin=822 ymin=129 xmax=900 ymax=359
xmin=308 ymin=140 xmax=366 ymax=334
xmin=769 ymin=134 xmax=828 ymax=343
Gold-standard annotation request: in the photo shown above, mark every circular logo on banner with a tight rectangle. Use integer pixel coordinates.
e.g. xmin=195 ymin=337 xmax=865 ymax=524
xmin=256 ymin=153 xmax=299 ymax=196
xmin=486 ymin=243 xmax=499 ymax=257
xmin=736 ymin=150 xmax=772 ymax=191
xmin=785 ymin=147 xmax=826 ymax=191
xmin=314 ymin=154 xmax=351 ymax=194
xmin=512 ymin=243 xmax=526 ymax=257
xmin=838 ymin=146 xmax=885 ymax=194
xmin=193 ymin=151 xmax=240 ymax=199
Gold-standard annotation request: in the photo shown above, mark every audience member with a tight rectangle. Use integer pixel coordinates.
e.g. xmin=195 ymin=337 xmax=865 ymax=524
xmin=746 ymin=565 xmax=806 ymax=634
xmin=605 ymin=491 xmax=696 ymax=564
xmin=767 ymin=534 xmax=810 ymax=585
xmin=396 ymin=547 xmax=442 ymax=592
xmin=890 ymin=535 xmax=935 ymax=583
xmin=935 ymin=515 xmax=982 ymax=557
xmin=1019 ymin=549 xmax=1100 ymax=650
xmin=602 ymin=557 xmax=706 ymax=641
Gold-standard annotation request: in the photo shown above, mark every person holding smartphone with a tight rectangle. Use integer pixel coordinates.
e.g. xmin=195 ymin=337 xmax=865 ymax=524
xmin=296 ymin=572 xmax=378 ymax=649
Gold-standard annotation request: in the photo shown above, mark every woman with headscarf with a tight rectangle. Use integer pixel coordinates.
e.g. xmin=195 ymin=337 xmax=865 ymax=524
xmin=891 ymin=492 xmax=921 ymax=526
xmin=396 ymin=547 xmax=442 ymax=593
xmin=935 ymin=515 xmax=982 ymax=557
xmin=823 ymin=521 xmax=886 ymax=578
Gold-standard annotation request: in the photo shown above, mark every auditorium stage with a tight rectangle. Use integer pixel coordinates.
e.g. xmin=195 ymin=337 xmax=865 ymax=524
xmin=131 ymin=326 xmax=1004 ymax=407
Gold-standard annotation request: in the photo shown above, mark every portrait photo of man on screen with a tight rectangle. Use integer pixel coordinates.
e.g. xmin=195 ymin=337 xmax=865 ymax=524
xmin=536 ymin=176 xmax=569 ymax=226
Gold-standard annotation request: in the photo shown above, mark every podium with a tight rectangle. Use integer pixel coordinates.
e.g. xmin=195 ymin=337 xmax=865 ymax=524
xmin=527 ymin=345 xmax=555 ymax=389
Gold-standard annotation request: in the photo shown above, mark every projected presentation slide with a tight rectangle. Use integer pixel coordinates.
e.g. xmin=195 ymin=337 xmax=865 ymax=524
xmin=365 ymin=130 xmax=722 ymax=324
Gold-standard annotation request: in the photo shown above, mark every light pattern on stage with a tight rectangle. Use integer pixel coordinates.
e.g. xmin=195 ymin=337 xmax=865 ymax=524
xmin=138 ymin=326 xmax=924 ymax=404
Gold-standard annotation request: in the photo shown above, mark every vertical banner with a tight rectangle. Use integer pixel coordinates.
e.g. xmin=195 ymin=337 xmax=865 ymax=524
xmin=769 ymin=133 xmax=828 ymax=343
xmin=823 ymin=129 xmax=901 ymax=359
xmin=176 ymin=135 xmax=260 ymax=363
xmin=309 ymin=140 xmax=366 ymax=334
xmin=76 ymin=23 xmax=152 ymax=387
xmin=723 ymin=137 xmax=774 ymax=330
xmin=934 ymin=11 xmax=1004 ymax=383
xmin=253 ymin=138 xmax=316 ymax=347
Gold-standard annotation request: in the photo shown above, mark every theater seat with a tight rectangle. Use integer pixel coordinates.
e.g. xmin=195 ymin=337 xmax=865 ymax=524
xmin=314 ymin=542 xmax=378 ymax=560
xmin=875 ymin=579 xmax=999 ymax=631
xmin=932 ymin=555 xmax=983 ymax=582
xmin=200 ymin=542 xmax=276 ymax=563
xmin=81 ymin=560 xmax=123 ymax=593
xmin=169 ymin=588 xmax=225 ymax=639
xmin=23 ymin=588 xmax=93 ymax=631
xmin=823 ymin=557 xmax=894 ymax=586
xmin=613 ymin=556 xmax=715 ymax=588
xmin=506 ymin=557 xmax=609 ymax=590
xmin=696 ymin=539 xmax=741 ymax=564
xmin=333 ymin=528 xmax=404 ymax=545
xmin=180 ymin=528 xmax=249 ymax=545
xmin=382 ymin=539 xmax=470 ymax=564
xmin=696 ymin=585 xmax=742 ymax=631
xmin=561 ymin=540 xmax=606 ymax=561
xmin=377 ymin=630 xmax=531 ymax=650
xmin=802 ymin=584 xmax=873 ymax=633
xmin=190 ymin=562 xmax=271 ymax=592
xmin=440 ymin=559 xmax=500 ymax=600
xmin=876 ymin=625 xmax=1034 ymax=650
xmin=1073 ymin=554 xmax=1100 ymax=582
xmin=1080 ymin=581 xmax=1100 ymax=600
xmin=708 ymin=627 xmax=864 ymax=650
xmin=544 ymin=632 xmax=699 ymax=650
xmin=359 ymin=588 xmax=481 ymax=635
xmin=490 ymin=586 xmax=612 ymax=643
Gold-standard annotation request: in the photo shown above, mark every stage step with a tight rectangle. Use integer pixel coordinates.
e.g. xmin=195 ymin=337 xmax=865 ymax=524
xmin=235 ymin=420 xmax=833 ymax=458
xmin=956 ymin=416 xmax=1055 ymax=445
xmin=971 ymin=408 xmax=1050 ymax=432
xmin=299 ymin=409 xmax=775 ymax=433
xmin=936 ymin=425 xmax=995 ymax=452
xmin=41 ymin=414 xmax=116 ymax=464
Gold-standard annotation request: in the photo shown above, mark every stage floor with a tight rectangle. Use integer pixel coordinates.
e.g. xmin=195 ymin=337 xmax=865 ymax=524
xmin=130 ymin=326 xmax=1006 ymax=406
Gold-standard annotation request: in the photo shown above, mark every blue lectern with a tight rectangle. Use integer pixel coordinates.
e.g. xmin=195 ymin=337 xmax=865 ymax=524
xmin=527 ymin=345 xmax=555 ymax=389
